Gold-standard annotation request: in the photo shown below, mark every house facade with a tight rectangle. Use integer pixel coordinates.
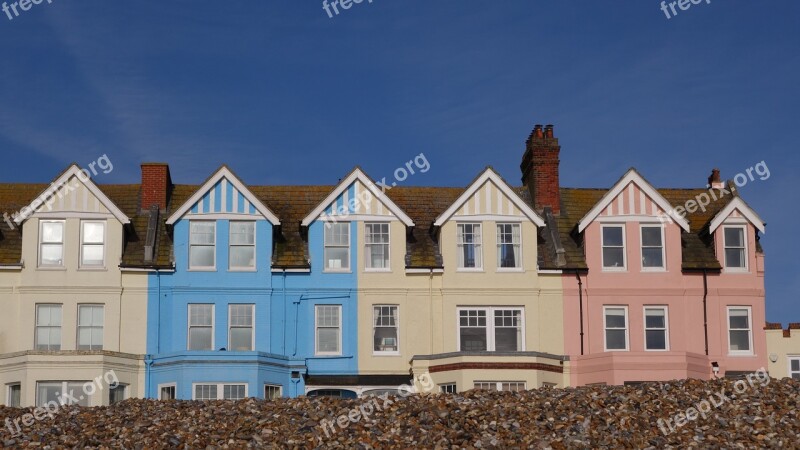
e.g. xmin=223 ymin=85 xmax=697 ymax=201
xmin=0 ymin=124 xmax=773 ymax=405
xmin=765 ymin=323 xmax=800 ymax=380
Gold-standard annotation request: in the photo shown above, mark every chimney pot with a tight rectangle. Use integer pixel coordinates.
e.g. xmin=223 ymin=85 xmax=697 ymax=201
xmin=544 ymin=124 xmax=554 ymax=138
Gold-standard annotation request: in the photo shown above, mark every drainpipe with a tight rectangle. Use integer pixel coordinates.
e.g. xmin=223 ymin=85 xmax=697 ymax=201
xmin=574 ymin=270 xmax=584 ymax=356
xmin=429 ymin=269 xmax=434 ymax=355
xmin=702 ymin=269 xmax=709 ymax=356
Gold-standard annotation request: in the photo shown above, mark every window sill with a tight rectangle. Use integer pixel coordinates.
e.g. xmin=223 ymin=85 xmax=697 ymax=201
xmin=601 ymin=268 xmax=628 ymax=273
xmin=78 ymin=267 xmax=108 ymax=272
xmin=644 ymin=348 xmax=670 ymax=352
xmin=323 ymin=270 xmax=352 ymax=274
xmin=372 ymin=352 xmax=401 ymax=357
xmin=228 ymin=268 xmax=257 ymax=272
xmin=641 ymin=268 xmax=667 ymax=273
xmin=456 ymin=268 xmax=484 ymax=273
xmin=36 ymin=266 xmax=66 ymax=271
xmin=723 ymin=269 xmax=750 ymax=274
xmin=496 ymin=268 xmax=524 ymax=273
xmin=365 ymin=269 xmax=392 ymax=273
xmin=188 ymin=268 xmax=217 ymax=272
xmin=314 ymin=353 xmax=344 ymax=357
xmin=727 ymin=352 xmax=755 ymax=357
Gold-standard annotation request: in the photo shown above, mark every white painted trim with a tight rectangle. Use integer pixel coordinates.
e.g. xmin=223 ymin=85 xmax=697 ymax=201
xmin=495 ymin=222 xmax=523 ymax=271
xmin=318 ymin=214 xmax=398 ymax=222
xmin=166 ymin=166 xmax=280 ymax=226
xmin=187 ymin=304 xmax=215 ymax=351
xmin=455 ymin=306 xmax=526 ymax=352
xmin=79 ymin=220 xmax=107 ymax=270
xmin=577 ymin=169 xmax=690 ymax=233
xmin=314 ymin=305 xmax=343 ymax=356
xmin=456 ymin=223 xmax=484 ymax=270
xmin=434 ymin=168 xmax=545 ymax=227
xmin=323 ymin=222 xmax=351 ymax=273
xmin=184 ymin=213 xmax=261 ymax=221
xmin=709 ymin=197 xmax=766 ymax=234
xmin=364 ymin=222 xmax=391 ymax=272
xmin=301 ymin=168 xmax=414 ymax=227
xmin=536 ymin=269 xmax=563 ymax=274
xmin=119 ymin=267 xmax=175 ymax=273
xmin=188 ymin=220 xmax=217 ymax=271
xmin=191 ymin=382 xmax=249 ymax=400
xmin=14 ymin=165 xmax=130 ymax=226
xmin=32 ymin=211 xmax=115 ymax=220
xmin=787 ymin=356 xmax=800 ymax=379
xmin=38 ymin=220 xmax=65 ymax=269
xmin=643 ymin=305 xmax=670 ymax=351
xmin=271 ymin=268 xmax=311 ymax=273
xmin=228 ymin=220 xmax=257 ymax=271
xmin=405 ymin=268 xmax=444 ymax=274
xmin=603 ymin=305 xmax=629 ymax=352
xmin=372 ymin=304 xmax=400 ymax=356
xmin=157 ymin=382 xmax=177 ymax=400
xmin=453 ymin=215 xmax=525 ymax=223
xmin=595 ymin=215 xmax=667 ymax=224
xmin=0 ymin=265 xmax=23 ymax=271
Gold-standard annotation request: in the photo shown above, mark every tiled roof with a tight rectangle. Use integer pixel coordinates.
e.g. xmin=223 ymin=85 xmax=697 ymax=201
xmin=0 ymin=173 xmax=763 ymax=272
xmin=550 ymin=185 xmax=763 ymax=271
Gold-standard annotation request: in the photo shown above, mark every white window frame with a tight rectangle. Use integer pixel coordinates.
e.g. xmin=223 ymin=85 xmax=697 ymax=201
xmin=643 ymin=306 xmax=669 ymax=351
xmin=639 ymin=225 xmax=666 ymax=271
xmin=603 ymin=306 xmax=629 ymax=351
xmin=38 ymin=220 xmax=65 ymax=268
xmin=36 ymin=381 xmax=90 ymax=407
xmin=496 ymin=223 xmax=523 ymax=272
xmin=158 ymin=382 xmax=177 ymax=400
xmin=456 ymin=307 xmax=525 ymax=352
xmin=372 ymin=305 xmax=400 ymax=355
xmin=187 ymin=304 xmax=215 ymax=351
xmin=439 ymin=383 xmax=457 ymax=394
xmin=601 ymin=224 xmax=627 ymax=271
xmin=364 ymin=222 xmax=391 ymax=272
xmin=788 ymin=356 xmax=800 ymax=380
xmin=315 ymin=305 xmax=342 ymax=356
xmin=722 ymin=225 xmax=748 ymax=272
xmin=264 ymin=384 xmax=283 ymax=400
xmin=473 ymin=381 xmax=526 ymax=391
xmin=457 ymin=223 xmax=483 ymax=271
xmin=192 ymin=383 xmax=248 ymax=400
xmin=229 ymin=221 xmax=256 ymax=271
xmin=35 ymin=304 xmax=62 ymax=351
xmin=228 ymin=304 xmax=255 ymax=351
xmin=189 ymin=221 xmax=216 ymax=271
xmin=79 ymin=220 xmax=106 ymax=269
xmin=727 ymin=306 xmax=753 ymax=355
xmin=323 ymin=222 xmax=351 ymax=273
xmin=6 ymin=383 xmax=21 ymax=407
xmin=76 ymin=304 xmax=104 ymax=351
xmin=108 ymin=383 xmax=128 ymax=405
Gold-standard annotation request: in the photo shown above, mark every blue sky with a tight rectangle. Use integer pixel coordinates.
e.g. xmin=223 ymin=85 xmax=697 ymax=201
xmin=0 ymin=1 xmax=797 ymax=322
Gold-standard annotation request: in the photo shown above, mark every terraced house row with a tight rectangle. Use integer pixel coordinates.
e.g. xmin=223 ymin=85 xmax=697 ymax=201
xmin=0 ymin=125 xmax=773 ymax=407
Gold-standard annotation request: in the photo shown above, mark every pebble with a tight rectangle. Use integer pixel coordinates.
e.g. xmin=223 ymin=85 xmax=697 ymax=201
xmin=0 ymin=378 xmax=797 ymax=448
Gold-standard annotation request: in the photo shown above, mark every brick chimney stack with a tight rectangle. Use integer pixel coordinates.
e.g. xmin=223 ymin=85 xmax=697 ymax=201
xmin=140 ymin=163 xmax=172 ymax=212
xmin=521 ymin=124 xmax=561 ymax=215
xmin=708 ymin=168 xmax=725 ymax=189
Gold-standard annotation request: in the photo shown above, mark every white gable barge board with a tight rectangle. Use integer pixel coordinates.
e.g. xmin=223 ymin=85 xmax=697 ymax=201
xmin=300 ymin=168 xmax=414 ymax=227
xmin=433 ymin=168 xmax=545 ymax=227
xmin=577 ymin=169 xmax=691 ymax=233
xmin=13 ymin=165 xmax=130 ymax=225
xmin=166 ymin=166 xmax=280 ymax=226
xmin=709 ymin=197 xmax=766 ymax=234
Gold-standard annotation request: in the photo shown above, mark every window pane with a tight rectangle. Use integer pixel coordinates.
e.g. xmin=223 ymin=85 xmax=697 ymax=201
xmin=325 ymin=247 xmax=349 ymax=270
xmin=37 ymin=383 xmax=61 ymax=407
xmin=791 ymin=360 xmax=800 ymax=371
xmin=603 ymin=248 xmax=625 ymax=268
xmin=642 ymin=248 xmax=663 ymax=268
xmin=606 ymin=329 xmax=627 ymax=350
xmin=729 ymin=330 xmax=750 ymax=351
xmin=190 ymin=223 xmax=216 ymax=244
xmin=195 ymin=385 xmax=217 ymax=400
xmin=82 ymin=245 xmax=105 ymax=266
xmin=41 ymin=244 xmax=64 ymax=266
xmin=223 ymin=385 xmax=246 ymax=400
xmin=109 ymin=386 xmax=126 ymax=405
xmin=188 ymin=328 xmax=213 ymax=350
xmin=190 ymin=305 xmax=213 ymax=325
xmin=83 ymin=222 xmax=105 ymax=244
xmin=325 ymin=223 xmax=349 ymax=246
xmin=460 ymin=328 xmax=487 ymax=351
xmin=230 ymin=246 xmax=255 ymax=268
xmin=41 ymin=222 xmax=63 ymax=243
xmin=317 ymin=328 xmax=339 ymax=353
xmin=66 ymin=383 xmax=89 ymax=406
xmin=495 ymin=328 xmax=520 ymax=351
xmin=725 ymin=249 xmax=745 ymax=268
xmin=724 ymin=228 xmax=744 ymax=247
xmin=646 ymin=330 xmax=666 ymax=350
xmin=645 ymin=310 xmax=665 ymax=328
xmin=605 ymin=309 xmax=626 ymax=328
xmin=602 ymin=227 xmax=623 ymax=246
xmin=230 ymin=328 xmax=253 ymax=351
xmin=8 ymin=385 xmax=21 ymax=407
xmin=729 ymin=310 xmax=749 ymax=329
xmin=374 ymin=327 xmax=398 ymax=352
xmin=230 ymin=222 xmax=255 ymax=245
xmin=230 ymin=305 xmax=253 ymax=326
xmin=190 ymin=246 xmax=215 ymax=268
xmin=641 ymin=227 xmax=662 ymax=247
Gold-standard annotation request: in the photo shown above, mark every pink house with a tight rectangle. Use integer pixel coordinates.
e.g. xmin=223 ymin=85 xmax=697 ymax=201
xmin=524 ymin=125 xmax=767 ymax=385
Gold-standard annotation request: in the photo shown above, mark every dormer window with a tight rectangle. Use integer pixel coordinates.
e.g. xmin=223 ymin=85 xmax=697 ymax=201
xmin=723 ymin=226 xmax=747 ymax=270
xmin=457 ymin=224 xmax=482 ymax=270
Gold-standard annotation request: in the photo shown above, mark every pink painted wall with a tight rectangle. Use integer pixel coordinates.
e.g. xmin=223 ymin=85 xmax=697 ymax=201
xmin=563 ymin=184 xmax=766 ymax=385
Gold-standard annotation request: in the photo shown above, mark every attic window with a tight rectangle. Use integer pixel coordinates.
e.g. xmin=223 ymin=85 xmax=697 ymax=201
xmin=723 ymin=226 xmax=747 ymax=271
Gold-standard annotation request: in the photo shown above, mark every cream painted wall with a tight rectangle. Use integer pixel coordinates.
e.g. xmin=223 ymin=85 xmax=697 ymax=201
xmin=766 ymin=328 xmax=800 ymax=379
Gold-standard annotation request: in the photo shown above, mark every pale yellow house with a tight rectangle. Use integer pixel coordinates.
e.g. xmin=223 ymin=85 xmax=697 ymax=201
xmin=357 ymin=168 xmax=568 ymax=393
xmin=0 ymin=165 xmax=152 ymax=407
xmin=765 ymin=323 xmax=800 ymax=380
